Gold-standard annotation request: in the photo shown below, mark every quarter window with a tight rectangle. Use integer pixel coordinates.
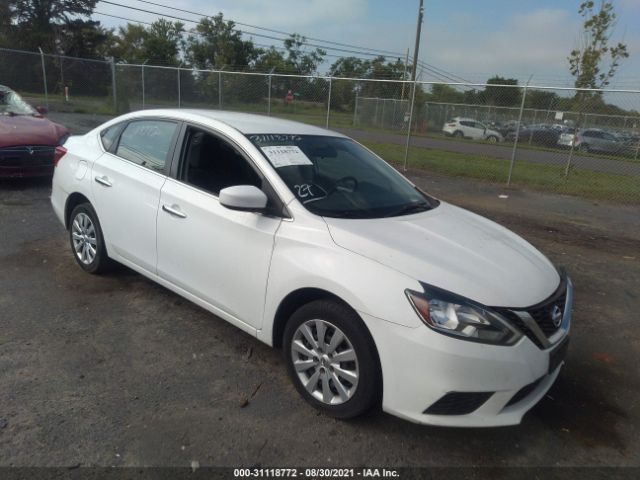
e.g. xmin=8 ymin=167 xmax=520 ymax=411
xmin=100 ymin=123 xmax=125 ymax=151
xmin=116 ymin=120 xmax=178 ymax=172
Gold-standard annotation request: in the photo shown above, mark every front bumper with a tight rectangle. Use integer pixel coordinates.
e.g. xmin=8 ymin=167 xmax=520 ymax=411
xmin=0 ymin=146 xmax=56 ymax=178
xmin=361 ymin=278 xmax=572 ymax=427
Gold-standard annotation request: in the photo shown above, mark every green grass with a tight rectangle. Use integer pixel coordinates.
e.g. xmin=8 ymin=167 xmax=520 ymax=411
xmin=361 ymin=140 xmax=640 ymax=204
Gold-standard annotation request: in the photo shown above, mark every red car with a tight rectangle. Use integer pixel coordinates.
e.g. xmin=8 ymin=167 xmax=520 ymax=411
xmin=0 ymin=85 xmax=69 ymax=177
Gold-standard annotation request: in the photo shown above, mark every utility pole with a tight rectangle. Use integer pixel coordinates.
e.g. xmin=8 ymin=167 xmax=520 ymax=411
xmin=411 ymin=0 xmax=424 ymax=83
xmin=403 ymin=0 xmax=425 ymax=171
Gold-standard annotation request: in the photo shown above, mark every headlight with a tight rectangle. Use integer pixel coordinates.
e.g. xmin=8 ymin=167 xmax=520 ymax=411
xmin=405 ymin=286 xmax=522 ymax=346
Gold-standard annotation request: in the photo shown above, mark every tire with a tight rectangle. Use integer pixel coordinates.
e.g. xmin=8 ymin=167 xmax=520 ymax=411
xmin=453 ymin=131 xmax=464 ymax=138
xmin=283 ymin=299 xmax=381 ymax=419
xmin=69 ymin=203 xmax=112 ymax=274
xmin=486 ymin=135 xmax=498 ymax=143
xmin=578 ymin=143 xmax=590 ymax=153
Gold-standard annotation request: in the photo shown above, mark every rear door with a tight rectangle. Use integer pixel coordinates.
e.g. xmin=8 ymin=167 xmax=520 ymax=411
xmin=91 ymin=119 xmax=180 ymax=273
xmin=156 ymin=125 xmax=283 ymax=329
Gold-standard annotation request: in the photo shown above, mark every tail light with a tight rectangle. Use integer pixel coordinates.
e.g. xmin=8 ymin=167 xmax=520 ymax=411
xmin=53 ymin=146 xmax=67 ymax=167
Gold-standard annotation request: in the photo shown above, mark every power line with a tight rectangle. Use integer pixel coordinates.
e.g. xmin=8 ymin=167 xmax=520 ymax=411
xmin=130 ymin=0 xmax=407 ymax=58
xmin=98 ymin=1 xmax=402 ymax=58
xmin=96 ymin=3 xmax=470 ymax=84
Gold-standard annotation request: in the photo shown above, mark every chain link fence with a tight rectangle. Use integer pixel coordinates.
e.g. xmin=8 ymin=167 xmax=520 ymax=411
xmin=2 ymin=47 xmax=639 ymax=204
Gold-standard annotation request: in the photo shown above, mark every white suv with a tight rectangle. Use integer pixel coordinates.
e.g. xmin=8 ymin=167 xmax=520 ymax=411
xmin=51 ymin=109 xmax=571 ymax=427
xmin=443 ymin=117 xmax=504 ymax=142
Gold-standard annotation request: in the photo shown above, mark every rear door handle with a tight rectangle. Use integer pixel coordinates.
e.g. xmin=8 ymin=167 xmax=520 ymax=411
xmin=94 ymin=175 xmax=112 ymax=187
xmin=162 ymin=204 xmax=187 ymax=219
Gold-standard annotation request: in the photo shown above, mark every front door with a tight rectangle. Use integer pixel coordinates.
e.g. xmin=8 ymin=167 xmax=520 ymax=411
xmin=156 ymin=126 xmax=282 ymax=329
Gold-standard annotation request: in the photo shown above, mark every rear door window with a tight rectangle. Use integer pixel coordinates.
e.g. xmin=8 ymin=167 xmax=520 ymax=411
xmin=115 ymin=120 xmax=178 ymax=173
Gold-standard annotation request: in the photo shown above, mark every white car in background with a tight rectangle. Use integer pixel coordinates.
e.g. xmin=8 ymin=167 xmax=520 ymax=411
xmin=51 ymin=109 xmax=571 ymax=427
xmin=442 ymin=117 xmax=504 ymax=142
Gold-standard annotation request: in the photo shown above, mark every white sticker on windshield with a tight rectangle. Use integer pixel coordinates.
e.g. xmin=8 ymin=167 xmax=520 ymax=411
xmin=261 ymin=145 xmax=312 ymax=168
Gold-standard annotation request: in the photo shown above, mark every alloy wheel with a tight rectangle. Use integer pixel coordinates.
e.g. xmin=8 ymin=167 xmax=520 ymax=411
xmin=291 ymin=319 xmax=359 ymax=405
xmin=71 ymin=212 xmax=97 ymax=265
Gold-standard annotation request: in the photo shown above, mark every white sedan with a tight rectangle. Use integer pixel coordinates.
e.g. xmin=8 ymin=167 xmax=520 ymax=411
xmin=51 ymin=109 xmax=571 ymax=427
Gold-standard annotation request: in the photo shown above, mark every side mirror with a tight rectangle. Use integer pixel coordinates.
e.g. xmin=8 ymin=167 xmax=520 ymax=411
xmin=35 ymin=106 xmax=48 ymax=115
xmin=219 ymin=185 xmax=268 ymax=212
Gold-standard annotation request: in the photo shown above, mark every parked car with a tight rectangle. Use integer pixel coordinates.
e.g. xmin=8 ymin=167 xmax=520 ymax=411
xmin=507 ymin=124 xmax=560 ymax=147
xmin=52 ymin=110 xmax=571 ymax=427
xmin=558 ymin=128 xmax=629 ymax=155
xmin=0 ymin=85 xmax=69 ymax=177
xmin=491 ymin=120 xmax=524 ymax=138
xmin=442 ymin=117 xmax=503 ymax=142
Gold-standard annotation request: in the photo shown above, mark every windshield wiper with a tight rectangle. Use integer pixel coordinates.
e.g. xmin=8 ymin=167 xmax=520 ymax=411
xmin=384 ymin=202 xmax=431 ymax=218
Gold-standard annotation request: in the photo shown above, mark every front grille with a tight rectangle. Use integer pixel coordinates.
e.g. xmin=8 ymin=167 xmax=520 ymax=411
xmin=505 ymin=377 xmax=543 ymax=407
xmin=423 ymin=391 xmax=494 ymax=415
xmin=494 ymin=274 xmax=568 ymax=349
xmin=0 ymin=146 xmax=55 ymax=167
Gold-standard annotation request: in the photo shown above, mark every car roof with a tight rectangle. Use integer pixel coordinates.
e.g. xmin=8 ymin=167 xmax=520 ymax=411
xmin=121 ymin=109 xmax=346 ymax=137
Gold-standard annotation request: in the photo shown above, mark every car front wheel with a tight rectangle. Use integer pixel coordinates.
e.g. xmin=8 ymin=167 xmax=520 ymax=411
xmin=69 ymin=203 xmax=111 ymax=274
xmin=283 ymin=299 xmax=381 ymax=419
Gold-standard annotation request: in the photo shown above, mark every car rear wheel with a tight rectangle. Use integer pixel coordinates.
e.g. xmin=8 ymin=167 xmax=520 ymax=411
xmin=69 ymin=203 xmax=111 ymax=274
xmin=283 ymin=299 xmax=381 ymax=419
xmin=486 ymin=135 xmax=499 ymax=143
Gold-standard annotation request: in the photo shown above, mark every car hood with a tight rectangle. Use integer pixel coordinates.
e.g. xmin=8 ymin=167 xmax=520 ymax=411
xmin=324 ymin=202 xmax=559 ymax=308
xmin=0 ymin=115 xmax=68 ymax=148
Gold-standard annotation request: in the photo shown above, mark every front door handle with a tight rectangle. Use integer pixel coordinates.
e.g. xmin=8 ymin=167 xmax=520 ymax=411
xmin=94 ymin=175 xmax=112 ymax=187
xmin=162 ymin=204 xmax=187 ymax=219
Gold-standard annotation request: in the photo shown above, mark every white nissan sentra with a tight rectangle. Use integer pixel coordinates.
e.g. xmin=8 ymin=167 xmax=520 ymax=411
xmin=51 ymin=109 xmax=572 ymax=427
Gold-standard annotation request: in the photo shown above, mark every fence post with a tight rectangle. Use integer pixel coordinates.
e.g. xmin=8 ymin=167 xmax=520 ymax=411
xmin=353 ymin=88 xmax=359 ymax=126
xmin=403 ymin=80 xmax=418 ymax=171
xmin=177 ymin=66 xmax=181 ymax=108
xmin=218 ymin=68 xmax=224 ymax=109
xmin=564 ymin=112 xmax=584 ymax=177
xmin=37 ymin=47 xmax=49 ymax=109
xmin=507 ymin=84 xmax=528 ymax=185
xmin=326 ymin=76 xmax=332 ymax=129
xmin=528 ymin=108 xmax=537 ymax=145
xmin=267 ymin=68 xmax=275 ymax=116
xmin=141 ymin=60 xmax=148 ymax=109
xmin=110 ymin=57 xmax=117 ymax=113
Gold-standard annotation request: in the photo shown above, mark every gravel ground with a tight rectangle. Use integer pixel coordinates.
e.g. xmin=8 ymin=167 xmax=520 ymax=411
xmin=0 ymin=168 xmax=638 ymax=470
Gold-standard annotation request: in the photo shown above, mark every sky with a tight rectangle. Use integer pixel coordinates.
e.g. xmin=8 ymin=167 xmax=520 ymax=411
xmin=91 ymin=0 xmax=640 ymax=90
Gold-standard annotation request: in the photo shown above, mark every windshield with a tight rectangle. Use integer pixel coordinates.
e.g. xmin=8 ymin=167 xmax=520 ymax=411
xmin=0 ymin=89 xmax=36 ymax=116
xmin=248 ymin=134 xmax=438 ymax=219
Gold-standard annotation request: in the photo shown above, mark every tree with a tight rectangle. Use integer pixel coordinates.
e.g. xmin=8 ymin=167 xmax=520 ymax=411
xmin=6 ymin=0 xmax=98 ymax=52
xmin=282 ymin=34 xmax=326 ymax=75
xmin=112 ymin=20 xmax=184 ymax=65
xmin=186 ymin=14 xmax=257 ymax=69
xmin=568 ymin=1 xmax=629 ymax=90
xmin=57 ymin=19 xmax=114 ymax=59
xmin=111 ymin=24 xmax=148 ymax=63
xmin=480 ymin=76 xmax=521 ymax=107
xmin=143 ymin=19 xmax=185 ymax=65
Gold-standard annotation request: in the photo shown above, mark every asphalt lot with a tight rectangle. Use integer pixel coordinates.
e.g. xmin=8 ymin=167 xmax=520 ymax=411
xmin=1 ymin=168 xmax=639 ymax=469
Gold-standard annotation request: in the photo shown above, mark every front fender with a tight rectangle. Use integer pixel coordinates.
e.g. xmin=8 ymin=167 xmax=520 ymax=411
xmin=259 ymin=212 xmax=422 ymax=346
